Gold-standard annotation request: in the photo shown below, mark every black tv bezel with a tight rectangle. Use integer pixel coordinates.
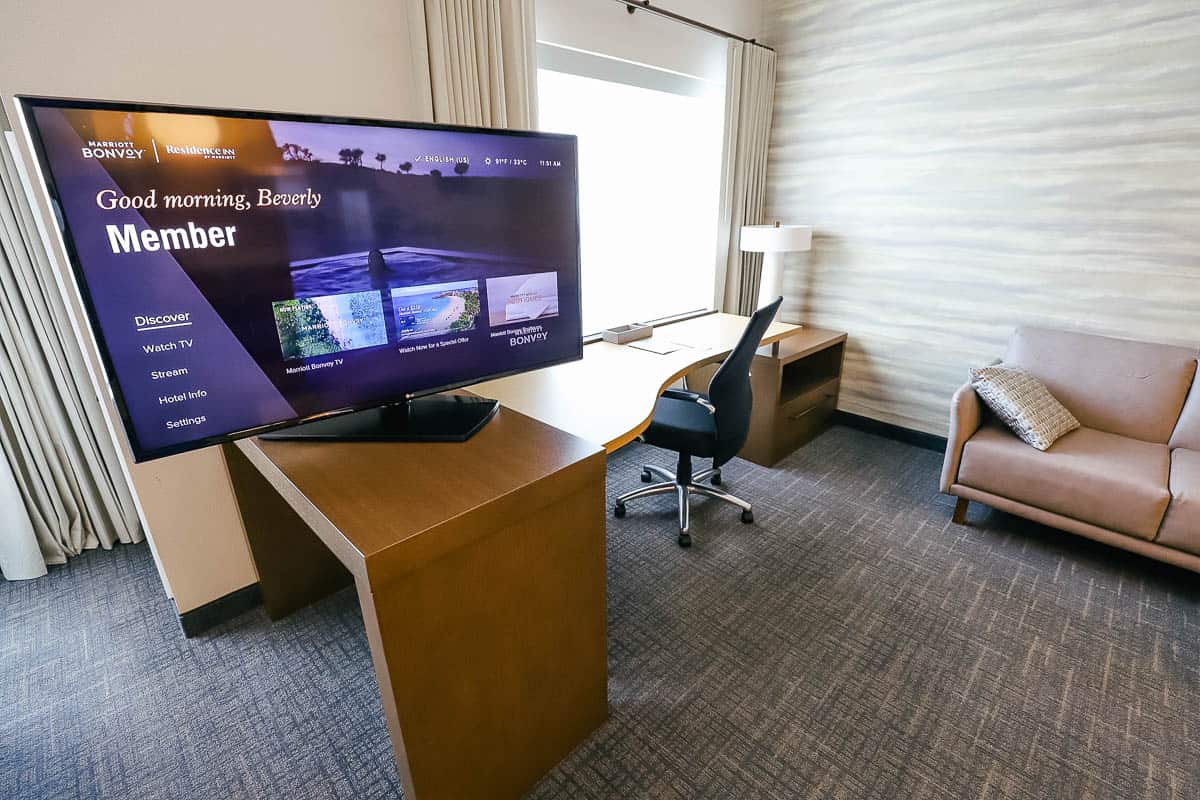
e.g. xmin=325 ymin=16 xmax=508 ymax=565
xmin=16 ymin=95 xmax=584 ymax=463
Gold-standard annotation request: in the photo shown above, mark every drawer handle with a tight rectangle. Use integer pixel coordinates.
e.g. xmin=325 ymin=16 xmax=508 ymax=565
xmin=787 ymin=395 xmax=835 ymax=421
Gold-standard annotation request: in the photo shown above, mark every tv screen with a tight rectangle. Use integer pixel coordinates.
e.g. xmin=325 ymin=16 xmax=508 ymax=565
xmin=18 ymin=98 xmax=582 ymax=462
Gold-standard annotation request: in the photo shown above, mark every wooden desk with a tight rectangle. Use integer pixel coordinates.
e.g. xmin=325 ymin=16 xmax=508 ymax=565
xmin=223 ymin=406 xmax=608 ymax=800
xmin=473 ymin=312 xmax=804 ymax=452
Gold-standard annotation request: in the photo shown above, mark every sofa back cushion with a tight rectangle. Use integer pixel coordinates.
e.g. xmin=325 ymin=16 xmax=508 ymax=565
xmin=1004 ymin=327 xmax=1197 ymax=444
xmin=1169 ymin=369 xmax=1200 ymax=450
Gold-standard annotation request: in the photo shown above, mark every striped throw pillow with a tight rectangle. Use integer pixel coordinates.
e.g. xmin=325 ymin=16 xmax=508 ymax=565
xmin=971 ymin=365 xmax=1080 ymax=451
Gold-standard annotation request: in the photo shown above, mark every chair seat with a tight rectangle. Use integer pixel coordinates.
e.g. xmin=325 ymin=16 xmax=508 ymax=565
xmin=1157 ymin=449 xmax=1200 ymax=555
xmin=958 ymin=423 xmax=1171 ymax=540
xmin=642 ymin=395 xmax=717 ymax=457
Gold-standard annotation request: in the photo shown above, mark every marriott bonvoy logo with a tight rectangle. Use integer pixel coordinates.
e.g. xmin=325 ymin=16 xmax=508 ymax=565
xmin=163 ymin=143 xmax=236 ymax=160
xmin=81 ymin=140 xmax=145 ymax=160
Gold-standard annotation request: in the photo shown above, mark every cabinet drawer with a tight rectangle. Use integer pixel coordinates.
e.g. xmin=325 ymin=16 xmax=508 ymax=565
xmin=774 ymin=394 xmax=838 ymax=454
xmin=778 ymin=377 xmax=839 ymax=419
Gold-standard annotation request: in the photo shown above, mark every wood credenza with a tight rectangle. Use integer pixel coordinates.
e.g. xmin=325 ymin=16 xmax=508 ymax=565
xmin=743 ymin=328 xmax=847 ymax=466
xmin=688 ymin=327 xmax=847 ymax=467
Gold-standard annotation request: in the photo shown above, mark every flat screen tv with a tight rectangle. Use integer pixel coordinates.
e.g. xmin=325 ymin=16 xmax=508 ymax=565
xmin=17 ymin=97 xmax=581 ymax=462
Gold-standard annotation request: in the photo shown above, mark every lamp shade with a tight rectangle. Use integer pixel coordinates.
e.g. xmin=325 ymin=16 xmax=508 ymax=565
xmin=739 ymin=224 xmax=812 ymax=253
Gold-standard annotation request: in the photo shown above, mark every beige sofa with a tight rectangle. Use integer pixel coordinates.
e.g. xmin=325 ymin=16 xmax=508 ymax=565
xmin=941 ymin=327 xmax=1200 ymax=573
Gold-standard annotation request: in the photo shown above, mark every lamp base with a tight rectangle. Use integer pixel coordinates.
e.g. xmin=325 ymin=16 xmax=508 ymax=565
xmin=756 ymin=251 xmax=786 ymax=309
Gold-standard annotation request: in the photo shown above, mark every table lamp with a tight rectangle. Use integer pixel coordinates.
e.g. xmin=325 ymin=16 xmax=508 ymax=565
xmin=739 ymin=222 xmax=812 ymax=309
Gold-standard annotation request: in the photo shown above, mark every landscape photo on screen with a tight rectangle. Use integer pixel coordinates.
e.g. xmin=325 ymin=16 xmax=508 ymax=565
xmin=485 ymin=272 xmax=561 ymax=326
xmin=272 ymin=290 xmax=387 ymax=359
xmin=391 ymin=280 xmax=480 ymax=340
xmin=24 ymin=100 xmax=580 ymax=458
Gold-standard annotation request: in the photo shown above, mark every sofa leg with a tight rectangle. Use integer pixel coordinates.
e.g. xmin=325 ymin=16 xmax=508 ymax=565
xmin=952 ymin=497 xmax=969 ymax=525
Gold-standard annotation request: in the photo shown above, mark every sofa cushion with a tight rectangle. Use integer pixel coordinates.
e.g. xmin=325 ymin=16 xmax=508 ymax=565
xmin=1156 ymin=449 xmax=1200 ymax=556
xmin=958 ymin=423 xmax=1171 ymax=540
xmin=1004 ymin=327 xmax=1197 ymax=444
xmin=1168 ymin=370 xmax=1200 ymax=450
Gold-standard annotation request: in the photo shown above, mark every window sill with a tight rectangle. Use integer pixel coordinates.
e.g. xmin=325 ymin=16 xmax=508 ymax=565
xmin=583 ymin=308 xmax=715 ymax=345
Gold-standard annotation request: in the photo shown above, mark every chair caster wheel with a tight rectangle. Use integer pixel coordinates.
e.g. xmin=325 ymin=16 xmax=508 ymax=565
xmin=614 ymin=503 xmax=626 ymax=518
xmin=641 ymin=469 xmax=652 ymax=483
xmin=677 ymin=533 xmax=691 ymax=548
xmin=740 ymin=509 xmax=754 ymax=524
xmin=711 ymin=472 xmax=722 ymax=486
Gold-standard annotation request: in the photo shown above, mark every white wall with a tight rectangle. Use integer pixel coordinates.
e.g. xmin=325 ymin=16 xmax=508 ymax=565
xmin=0 ymin=1 xmax=429 ymax=120
xmin=536 ymin=0 xmax=764 ymax=81
xmin=0 ymin=0 xmax=430 ymax=613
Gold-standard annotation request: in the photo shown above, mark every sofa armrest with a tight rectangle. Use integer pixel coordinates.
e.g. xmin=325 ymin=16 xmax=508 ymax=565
xmin=940 ymin=382 xmax=984 ymax=493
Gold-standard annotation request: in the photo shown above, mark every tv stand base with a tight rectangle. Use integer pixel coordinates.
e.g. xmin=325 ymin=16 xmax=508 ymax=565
xmin=260 ymin=394 xmax=498 ymax=443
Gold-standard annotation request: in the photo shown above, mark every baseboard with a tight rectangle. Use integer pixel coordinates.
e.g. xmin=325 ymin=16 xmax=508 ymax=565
xmin=176 ymin=583 xmax=262 ymax=638
xmin=832 ymin=410 xmax=948 ymax=453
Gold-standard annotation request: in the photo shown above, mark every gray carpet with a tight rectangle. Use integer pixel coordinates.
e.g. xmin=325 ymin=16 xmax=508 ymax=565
xmin=3 ymin=426 xmax=1199 ymax=799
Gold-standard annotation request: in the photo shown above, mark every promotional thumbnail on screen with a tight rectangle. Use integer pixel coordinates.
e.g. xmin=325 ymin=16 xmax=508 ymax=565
xmin=24 ymin=101 xmax=580 ymax=459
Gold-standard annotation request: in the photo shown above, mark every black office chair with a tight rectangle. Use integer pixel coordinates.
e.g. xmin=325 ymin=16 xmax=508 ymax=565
xmin=614 ymin=297 xmax=783 ymax=547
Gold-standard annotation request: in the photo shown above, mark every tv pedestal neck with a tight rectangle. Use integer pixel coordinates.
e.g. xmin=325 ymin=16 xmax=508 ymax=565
xmin=260 ymin=393 xmax=498 ymax=443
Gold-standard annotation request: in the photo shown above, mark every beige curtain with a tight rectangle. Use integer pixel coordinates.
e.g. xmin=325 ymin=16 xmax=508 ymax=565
xmin=716 ymin=41 xmax=778 ymax=315
xmin=418 ymin=0 xmax=538 ymax=129
xmin=0 ymin=125 xmax=142 ymax=581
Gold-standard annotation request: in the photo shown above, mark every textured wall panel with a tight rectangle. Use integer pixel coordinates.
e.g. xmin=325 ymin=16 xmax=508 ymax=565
xmin=762 ymin=0 xmax=1200 ymax=435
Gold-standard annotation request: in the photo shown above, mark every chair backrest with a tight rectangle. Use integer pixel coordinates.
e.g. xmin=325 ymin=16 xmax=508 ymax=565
xmin=708 ymin=297 xmax=782 ymax=466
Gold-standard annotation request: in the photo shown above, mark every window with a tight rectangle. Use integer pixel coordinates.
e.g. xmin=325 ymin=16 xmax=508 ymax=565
xmin=537 ymin=44 xmax=726 ymax=335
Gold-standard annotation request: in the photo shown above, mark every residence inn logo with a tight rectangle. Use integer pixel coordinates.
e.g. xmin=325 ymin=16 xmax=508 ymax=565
xmin=81 ymin=140 xmax=145 ymax=160
xmin=164 ymin=143 xmax=237 ymax=160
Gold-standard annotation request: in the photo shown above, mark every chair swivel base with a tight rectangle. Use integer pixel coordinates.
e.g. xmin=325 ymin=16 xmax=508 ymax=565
xmin=613 ymin=462 xmax=753 ymax=548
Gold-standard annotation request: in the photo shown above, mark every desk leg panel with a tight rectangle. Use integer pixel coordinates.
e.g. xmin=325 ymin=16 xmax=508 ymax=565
xmin=365 ymin=478 xmax=608 ymax=800
xmin=224 ymin=442 xmax=354 ymax=620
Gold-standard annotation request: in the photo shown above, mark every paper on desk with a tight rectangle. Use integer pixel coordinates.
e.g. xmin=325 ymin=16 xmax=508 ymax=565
xmin=628 ymin=338 xmax=689 ymax=355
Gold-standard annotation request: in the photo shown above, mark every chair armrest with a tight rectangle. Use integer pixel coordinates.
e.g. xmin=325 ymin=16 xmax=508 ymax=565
xmin=662 ymin=388 xmax=716 ymax=415
xmin=663 ymin=388 xmax=702 ymax=403
xmin=940 ymin=382 xmax=983 ymax=493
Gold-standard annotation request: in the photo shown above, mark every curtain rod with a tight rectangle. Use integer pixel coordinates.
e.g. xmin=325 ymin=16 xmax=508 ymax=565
xmin=613 ymin=0 xmax=775 ymax=52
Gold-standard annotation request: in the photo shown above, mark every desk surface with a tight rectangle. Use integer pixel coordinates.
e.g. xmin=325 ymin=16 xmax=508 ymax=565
xmin=473 ymin=312 xmax=804 ymax=452
xmin=235 ymin=406 xmax=602 ymax=577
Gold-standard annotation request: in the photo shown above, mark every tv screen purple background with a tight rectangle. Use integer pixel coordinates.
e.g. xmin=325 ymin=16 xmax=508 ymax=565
xmin=23 ymin=101 xmax=581 ymax=460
